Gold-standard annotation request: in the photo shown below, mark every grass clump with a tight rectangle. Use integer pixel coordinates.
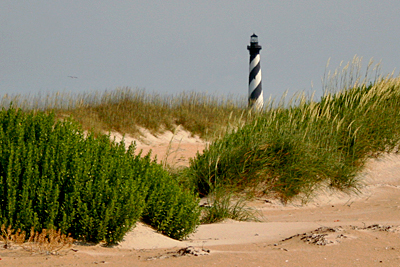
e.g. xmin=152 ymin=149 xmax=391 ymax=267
xmin=200 ymin=190 xmax=258 ymax=224
xmin=0 ymin=106 xmax=200 ymax=243
xmin=187 ymin=73 xmax=400 ymax=202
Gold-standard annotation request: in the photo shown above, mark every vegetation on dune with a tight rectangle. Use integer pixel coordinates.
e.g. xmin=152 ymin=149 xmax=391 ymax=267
xmin=1 ymin=56 xmax=400 ymax=241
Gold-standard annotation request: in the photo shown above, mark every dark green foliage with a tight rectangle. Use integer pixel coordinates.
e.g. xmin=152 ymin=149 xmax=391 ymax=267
xmin=141 ymin=165 xmax=200 ymax=240
xmin=0 ymin=107 xmax=200 ymax=243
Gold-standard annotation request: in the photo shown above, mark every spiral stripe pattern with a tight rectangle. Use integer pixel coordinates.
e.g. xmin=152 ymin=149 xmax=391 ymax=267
xmin=248 ymin=53 xmax=263 ymax=110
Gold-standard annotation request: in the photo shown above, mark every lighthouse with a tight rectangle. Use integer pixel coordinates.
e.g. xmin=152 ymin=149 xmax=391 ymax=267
xmin=247 ymin=33 xmax=263 ymax=110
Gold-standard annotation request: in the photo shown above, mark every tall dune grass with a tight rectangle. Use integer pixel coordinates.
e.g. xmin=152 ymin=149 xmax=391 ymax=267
xmin=185 ymin=60 xmax=400 ymax=202
xmin=1 ymin=89 xmax=249 ymax=139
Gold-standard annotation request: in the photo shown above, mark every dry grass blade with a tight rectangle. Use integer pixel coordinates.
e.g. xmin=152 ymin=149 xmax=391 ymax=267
xmin=24 ymin=228 xmax=74 ymax=254
xmin=1 ymin=224 xmax=15 ymax=249
xmin=161 ymin=125 xmax=183 ymax=170
xmin=0 ymin=224 xmax=74 ymax=254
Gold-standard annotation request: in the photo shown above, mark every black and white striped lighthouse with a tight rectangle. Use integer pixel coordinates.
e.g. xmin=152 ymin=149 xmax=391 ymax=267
xmin=247 ymin=33 xmax=263 ymax=110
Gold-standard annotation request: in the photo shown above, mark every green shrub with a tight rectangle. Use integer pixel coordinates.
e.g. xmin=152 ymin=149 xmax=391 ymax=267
xmin=0 ymin=107 xmax=200 ymax=243
xmin=141 ymin=166 xmax=200 ymax=240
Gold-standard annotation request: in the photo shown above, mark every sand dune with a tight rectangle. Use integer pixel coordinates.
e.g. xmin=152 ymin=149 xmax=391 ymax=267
xmin=1 ymin=131 xmax=399 ymax=266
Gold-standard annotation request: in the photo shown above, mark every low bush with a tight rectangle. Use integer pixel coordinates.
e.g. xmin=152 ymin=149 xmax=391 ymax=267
xmin=0 ymin=107 xmax=200 ymax=244
xmin=141 ymin=167 xmax=200 ymax=240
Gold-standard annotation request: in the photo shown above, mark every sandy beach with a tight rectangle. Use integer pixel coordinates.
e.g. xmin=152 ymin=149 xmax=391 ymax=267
xmin=1 ymin=130 xmax=399 ymax=266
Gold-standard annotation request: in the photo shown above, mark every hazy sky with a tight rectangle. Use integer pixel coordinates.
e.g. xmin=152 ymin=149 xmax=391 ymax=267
xmin=1 ymin=1 xmax=399 ymax=100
